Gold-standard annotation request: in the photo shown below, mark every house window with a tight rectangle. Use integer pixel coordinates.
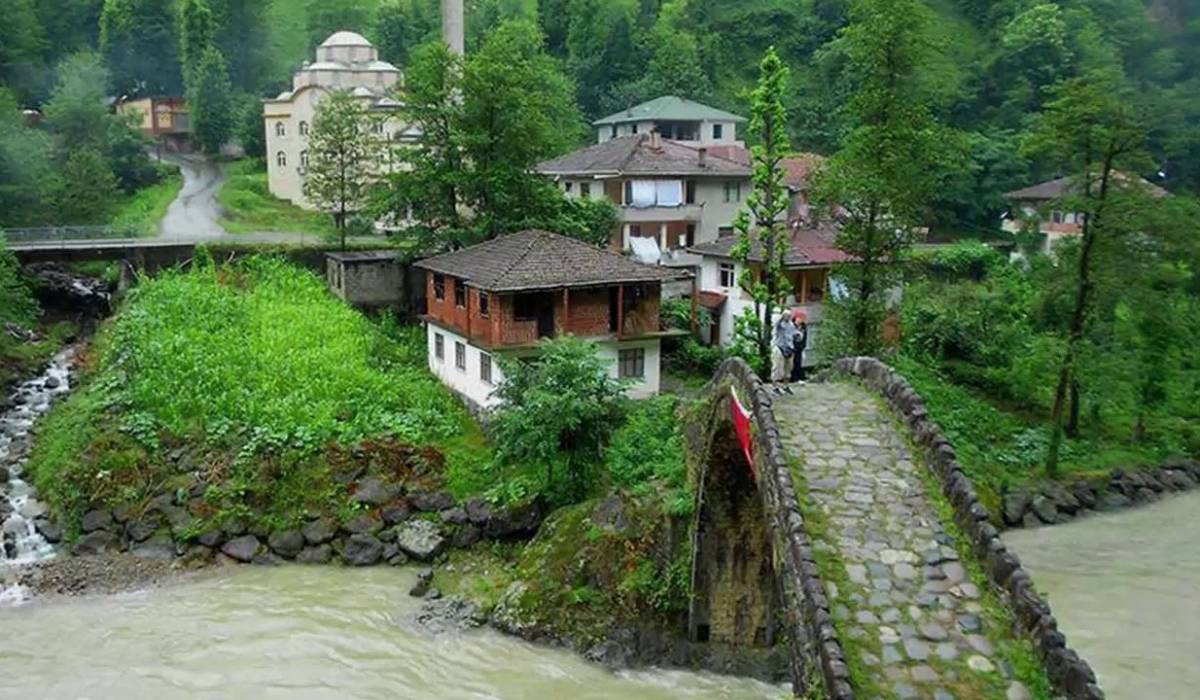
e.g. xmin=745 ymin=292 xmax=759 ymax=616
xmin=629 ymin=224 xmax=642 ymax=237
xmin=454 ymin=341 xmax=466 ymax=370
xmin=299 ymin=121 xmax=309 ymax=136
xmin=275 ymin=122 xmax=286 ymax=137
xmin=300 ymin=150 xmax=309 ymax=167
xmin=434 ymin=333 xmax=444 ymax=360
xmin=564 ymin=181 xmax=573 ymax=193
xmin=276 ymin=151 xmax=287 ymax=167
xmin=718 ymin=226 xmax=734 ymax=238
xmin=372 ymin=120 xmax=383 ymax=134
xmin=632 ymin=123 xmax=639 ymax=134
xmin=454 ymin=279 xmax=466 ymax=308
xmin=724 ymin=181 xmax=742 ymax=203
xmin=479 ymin=291 xmax=490 ymax=317
xmin=719 ymin=262 xmax=736 ymax=288
xmin=610 ymin=125 xmax=617 ymax=138
xmin=1052 ymin=210 xmax=1065 ymax=223
xmin=713 ymin=123 xmax=723 ymax=140
xmin=618 ymin=348 xmax=645 ymax=379
xmin=685 ymin=180 xmax=696 ymax=204
xmin=685 ymin=224 xmax=696 ymax=248
xmin=433 ymin=274 xmax=445 ymax=301
xmin=480 ymin=352 xmax=493 ymax=384
xmin=580 ymin=182 xmax=591 ymax=198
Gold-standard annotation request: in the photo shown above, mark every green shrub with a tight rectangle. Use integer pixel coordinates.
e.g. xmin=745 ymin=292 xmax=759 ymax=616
xmin=491 ymin=336 xmax=628 ymax=506
xmin=0 ymin=234 xmax=37 ymax=327
xmin=606 ymin=396 xmax=685 ymax=488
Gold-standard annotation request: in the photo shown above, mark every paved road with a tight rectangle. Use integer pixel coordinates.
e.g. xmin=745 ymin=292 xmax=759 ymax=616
xmin=776 ymin=381 xmax=1035 ymax=700
xmin=157 ymin=153 xmax=229 ymax=240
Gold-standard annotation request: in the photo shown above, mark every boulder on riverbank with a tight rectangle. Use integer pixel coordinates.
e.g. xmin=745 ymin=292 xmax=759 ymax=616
xmin=1000 ymin=459 xmax=1200 ymax=529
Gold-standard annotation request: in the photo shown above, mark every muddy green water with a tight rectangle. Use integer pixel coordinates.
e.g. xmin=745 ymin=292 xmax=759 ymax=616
xmin=0 ymin=566 xmax=784 ymax=699
xmin=1004 ymin=490 xmax=1200 ymax=700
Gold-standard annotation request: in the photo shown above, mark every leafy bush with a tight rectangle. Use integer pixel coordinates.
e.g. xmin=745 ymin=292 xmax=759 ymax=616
xmin=0 ymin=234 xmax=37 ymax=327
xmin=490 ymin=336 xmax=628 ymax=505
xmin=665 ymin=336 xmax=725 ymax=377
xmin=606 ymin=395 xmax=692 ymax=516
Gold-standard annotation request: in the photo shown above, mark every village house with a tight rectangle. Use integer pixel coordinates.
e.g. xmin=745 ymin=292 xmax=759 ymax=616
xmin=537 ymin=130 xmax=752 ymax=266
xmin=262 ymin=31 xmax=416 ymax=209
xmin=414 ymin=230 xmax=690 ymax=410
xmin=593 ymin=95 xmax=745 ymax=147
xmin=1001 ymin=174 xmax=1168 ymax=254
xmin=115 ymin=96 xmax=190 ymax=139
xmin=687 ymin=221 xmax=850 ymax=364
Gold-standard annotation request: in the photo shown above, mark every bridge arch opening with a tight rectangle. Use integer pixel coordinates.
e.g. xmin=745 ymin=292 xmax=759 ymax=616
xmin=688 ymin=403 xmax=778 ymax=649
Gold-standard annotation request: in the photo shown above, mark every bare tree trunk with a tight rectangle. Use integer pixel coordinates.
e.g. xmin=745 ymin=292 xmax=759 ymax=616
xmin=1046 ymin=159 xmax=1113 ymax=475
xmin=1066 ymin=378 xmax=1081 ymax=437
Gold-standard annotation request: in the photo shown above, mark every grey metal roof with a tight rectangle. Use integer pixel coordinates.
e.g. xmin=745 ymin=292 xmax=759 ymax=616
xmin=1006 ymin=173 xmax=1168 ymax=201
xmin=414 ymin=230 xmax=689 ymax=292
xmin=536 ymin=134 xmax=751 ymax=178
xmin=593 ymin=96 xmax=746 ymax=126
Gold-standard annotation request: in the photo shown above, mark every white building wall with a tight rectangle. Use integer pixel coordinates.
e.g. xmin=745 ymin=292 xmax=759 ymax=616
xmin=426 ymin=322 xmax=663 ymax=409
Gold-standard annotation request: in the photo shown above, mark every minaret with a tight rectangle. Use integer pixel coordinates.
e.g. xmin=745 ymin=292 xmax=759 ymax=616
xmin=442 ymin=0 xmax=465 ymax=56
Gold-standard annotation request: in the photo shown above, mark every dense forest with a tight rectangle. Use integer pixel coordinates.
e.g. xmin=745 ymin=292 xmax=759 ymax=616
xmin=3 ymin=0 xmax=1199 ymax=233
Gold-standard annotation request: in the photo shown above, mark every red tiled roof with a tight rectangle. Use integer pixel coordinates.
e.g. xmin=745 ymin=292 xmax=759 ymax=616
xmin=688 ymin=222 xmax=852 ymax=267
xmin=781 ymin=153 xmax=824 ymax=191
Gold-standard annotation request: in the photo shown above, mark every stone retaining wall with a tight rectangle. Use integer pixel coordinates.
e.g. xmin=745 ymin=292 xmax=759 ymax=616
xmin=832 ymin=357 xmax=1105 ymax=700
xmin=690 ymin=358 xmax=854 ymax=699
xmin=1000 ymin=458 xmax=1200 ymax=529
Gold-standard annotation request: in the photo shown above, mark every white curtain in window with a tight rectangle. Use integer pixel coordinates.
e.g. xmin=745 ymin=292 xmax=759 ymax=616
xmin=631 ymin=180 xmax=656 ymax=208
xmin=655 ymin=180 xmax=683 ymax=207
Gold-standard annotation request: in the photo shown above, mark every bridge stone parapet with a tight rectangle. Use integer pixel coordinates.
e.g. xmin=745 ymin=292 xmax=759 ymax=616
xmin=832 ymin=356 xmax=1106 ymax=700
xmin=685 ymin=358 xmax=853 ymax=699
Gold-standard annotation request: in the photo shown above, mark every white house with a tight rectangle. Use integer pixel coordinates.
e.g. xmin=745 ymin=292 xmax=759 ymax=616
xmin=262 ymin=31 xmax=416 ymax=209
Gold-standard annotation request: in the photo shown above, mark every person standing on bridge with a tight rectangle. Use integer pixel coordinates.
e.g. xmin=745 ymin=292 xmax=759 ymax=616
xmin=790 ymin=310 xmax=809 ymax=384
xmin=773 ymin=310 xmax=797 ymax=391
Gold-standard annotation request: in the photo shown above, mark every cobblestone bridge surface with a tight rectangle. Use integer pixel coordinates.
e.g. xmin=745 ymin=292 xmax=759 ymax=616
xmin=774 ymin=380 xmax=1034 ymax=700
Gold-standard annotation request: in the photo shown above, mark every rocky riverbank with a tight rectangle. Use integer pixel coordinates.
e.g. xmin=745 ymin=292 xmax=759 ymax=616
xmin=1000 ymin=458 xmax=1200 ymax=529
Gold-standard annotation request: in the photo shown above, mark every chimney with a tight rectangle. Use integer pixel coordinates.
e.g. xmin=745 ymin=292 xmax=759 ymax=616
xmin=698 ymin=147 xmax=707 ymax=168
xmin=649 ymin=131 xmax=661 ymax=149
xmin=442 ymin=0 xmax=465 ymax=56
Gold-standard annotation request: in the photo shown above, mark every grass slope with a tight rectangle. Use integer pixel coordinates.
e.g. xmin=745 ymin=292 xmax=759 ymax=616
xmin=111 ymin=169 xmax=183 ymax=236
xmin=217 ymin=159 xmax=336 ymax=236
xmin=27 ymin=256 xmax=486 ymax=533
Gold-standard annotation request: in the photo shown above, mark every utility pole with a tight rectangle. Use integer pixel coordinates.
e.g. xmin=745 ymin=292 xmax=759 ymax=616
xmin=442 ymin=0 xmax=464 ymax=56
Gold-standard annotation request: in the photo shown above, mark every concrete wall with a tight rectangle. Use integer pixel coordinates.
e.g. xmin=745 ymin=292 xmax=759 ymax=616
xmin=597 ymin=120 xmax=742 ymax=146
xmin=326 ymin=258 xmax=404 ymax=307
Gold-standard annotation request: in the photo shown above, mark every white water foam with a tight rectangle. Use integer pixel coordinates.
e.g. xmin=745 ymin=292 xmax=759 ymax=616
xmin=0 ymin=347 xmax=75 ymax=604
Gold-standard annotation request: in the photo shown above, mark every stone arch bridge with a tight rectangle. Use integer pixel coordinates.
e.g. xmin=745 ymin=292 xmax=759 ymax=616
xmin=683 ymin=357 xmax=1105 ymax=700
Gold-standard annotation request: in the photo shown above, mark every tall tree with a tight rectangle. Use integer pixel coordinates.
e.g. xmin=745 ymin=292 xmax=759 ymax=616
xmin=305 ymin=0 xmax=371 ymax=51
xmin=373 ymin=41 xmax=466 ymax=242
xmin=1022 ymin=70 xmax=1151 ymax=475
xmin=208 ymin=0 xmax=269 ymax=92
xmin=177 ymin=0 xmax=216 ymax=81
xmin=99 ymin=0 xmax=181 ymax=96
xmin=816 ymin=0 xmax=961 ymax=357
xmin=461 ymin=19 xmax=584 ymax=238
xmin=55 ymin=148 xmax=120 ymax=224
xmin=728 ymin=47 xmax=793 ymax=382
xmin=0 ymin=0 xmax=49 ymax=101
xmin=372 ymin=0 xmax=439 ymax=66
xmin=565 ymin=0 xmax=644 ymax=117
xmin=187 ymin=46 xmax=234 ymax=154
xmin=303 ymin=91 xmax=375 ymax=247
xmin=0 ymin=89 xmax=58 ymax=228
xmin=376 ymin=21 xmax=589 ymax=247
xmin=42 ymin=53 xmax=111 ymax=153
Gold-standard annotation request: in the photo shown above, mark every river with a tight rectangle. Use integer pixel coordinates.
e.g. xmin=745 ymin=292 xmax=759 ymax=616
xmin=1004 ymin=490 xmax=1200 ymax=700
xmin=0 ymin=565 xmax=784 ymax=699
